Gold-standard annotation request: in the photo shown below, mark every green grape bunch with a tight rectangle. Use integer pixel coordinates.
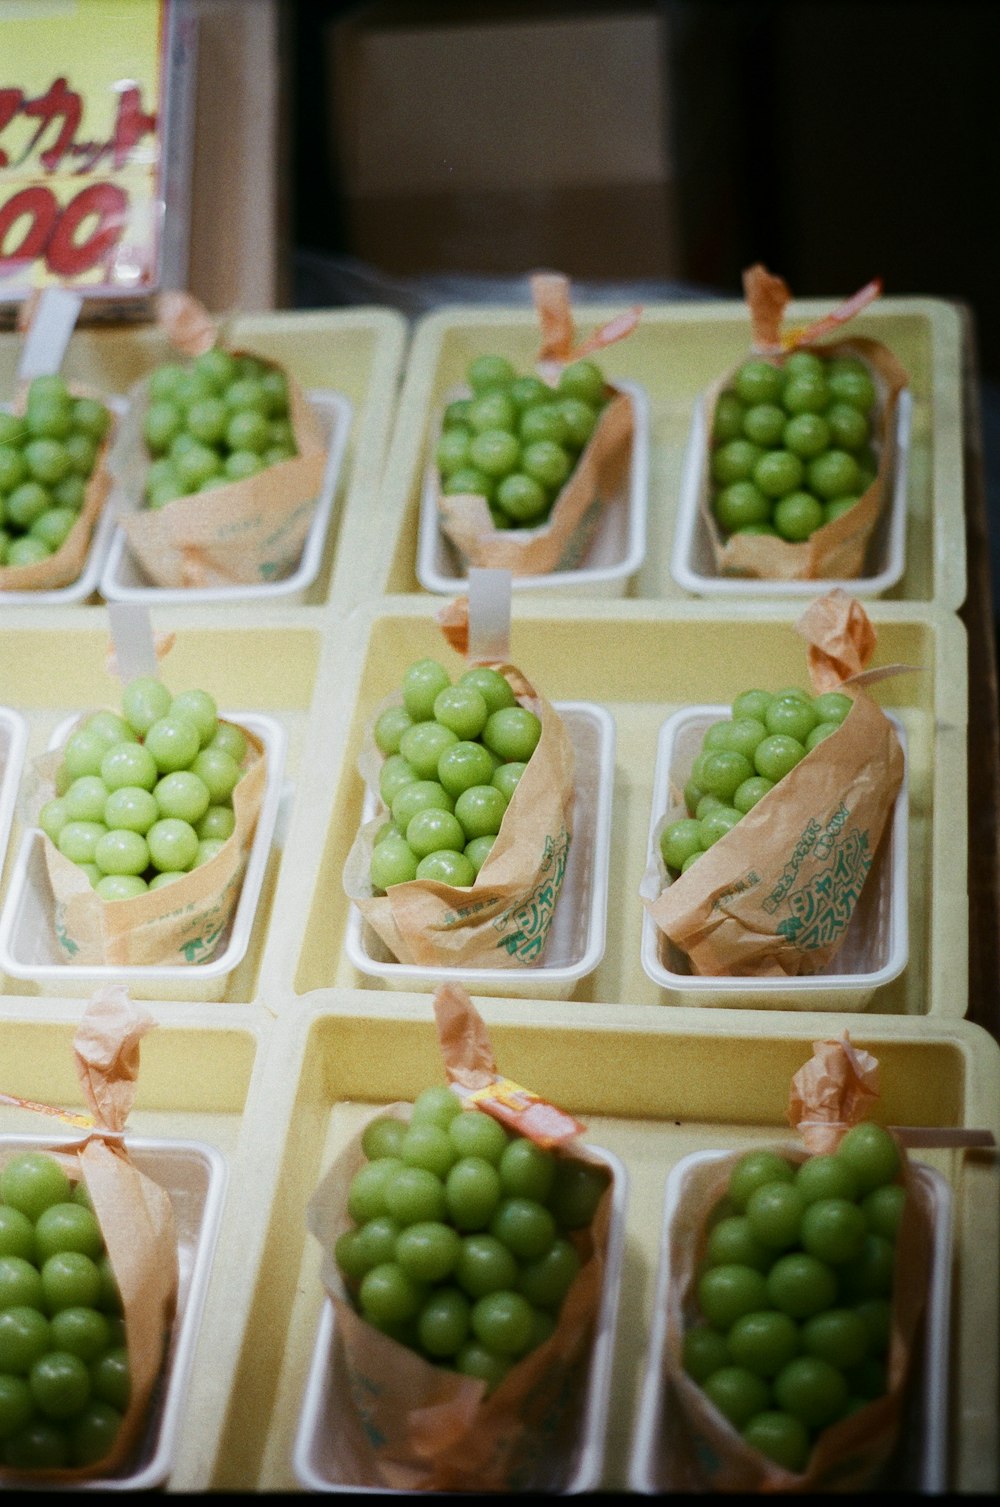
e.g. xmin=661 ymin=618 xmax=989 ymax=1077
xmin=370 ymin=658 xmax=543 ymax=892
xmin=0 ymin=1151 xmax=130 ymax=1471
xmin=709 ymin=350 xmax=880 ymax=544
xmin=436 ymin=352 xmax=611 ymax=531
xmin=682 ymin=1124 xmax=906 ymax=1475
xmin=659 ymin=686 xmax=854 ymax=878
xmin=39 ymin=677 xmax=249 ymax=902
xmin=335 ymin=1088 xmax=609 ymax=1391
xmin=140 ymin=348 xmax=297 ymax=509
xmin=0 ymin=375 xmax=112 ymax=570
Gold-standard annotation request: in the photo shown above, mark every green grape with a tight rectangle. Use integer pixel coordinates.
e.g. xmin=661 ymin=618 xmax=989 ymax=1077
xmin=682 ymin=1325 xmax=732 ymax=1384
xmin=705 ymin=1216 xmax=772 ymax=1272
xmin=773 ymin=1354 xmax=848 ymax=1430
xmin=455 ymin=1234 xmax=518 ymax=1299
xmin=470 ymin=1290 xmax=536 ymax=1357
xmin=394 ymin=1221 xmax=462 ymax=1283
xmin=1 ymin=1153 xmax=71 ymax=1220
xmin=410 ymin=1086 xmax=462 ymax=1131
xmin=445 ymin=1157 xmax=502 ymax=1231
xmin=361 ymin=1115 xmax=408 ymax=1161
xmin=834 ymin=1123 xmax=900 ymax=1193
xmin=358 ymin=1262 xmax=426 ymax=1325
xmin=703 ymin=1365 xmax=770 ymax=1430
xmin=742 ymin=1409 xmax=810 ymax=1472
xmin=516 ymin=1237 xmax=580 ymax=1309
xmin=728 ymin=1310 xmax=800 ymax=1379
xmin=417 ymin=1287 xmax=471 ymax=1358
xmin=697 ymin=1264 xmax=770 ymax=1330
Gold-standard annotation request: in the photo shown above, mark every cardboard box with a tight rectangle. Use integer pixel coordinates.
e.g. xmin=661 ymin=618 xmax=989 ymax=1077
xmin=326 ymin=3 xmax=681 ymax=278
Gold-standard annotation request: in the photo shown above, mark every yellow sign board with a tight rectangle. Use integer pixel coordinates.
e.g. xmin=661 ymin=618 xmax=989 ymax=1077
xmin=0 ymin=0 xmax=188 ymax=302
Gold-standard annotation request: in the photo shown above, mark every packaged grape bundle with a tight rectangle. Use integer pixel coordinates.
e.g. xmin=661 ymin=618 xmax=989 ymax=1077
xmin=434 ymin=271 xmax=639 ymax=577
xmin=657 ymin=1034 xmax=937 ymax=1492
xmin=640 ymin=590 xmax=905 ymax=980
xmin=28 ymin=657 xmax=267 ymax=969
xmin=0 ymin=305 xmax=116 ymax=592
xmin=342 ymin=592 xmax=575 ymax=973
xmin=0 ymin=987 xmax=177 ymax=1481
xmin=107 ymin=291 xmax=327 ymax=589
xmin=699 ymin=264 xmax=909 ymax=582
xmin=304 ymin=983 xmax=623 ymax=1492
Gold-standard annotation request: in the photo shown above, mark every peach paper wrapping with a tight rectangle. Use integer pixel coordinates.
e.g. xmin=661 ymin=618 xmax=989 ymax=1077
xmin=640 ymin=592 xmax=906 ymax=978
xmin=107 ymin=293 xmax=327 ymax=589
xmin=0 ymin=382 xmax=116 ymax=594
xmin=699 ymin=265 xmax=909 ymax=583
xmin=305 ymin=985 xmax=613 ymax=1492
xmin=0 ymin=986 xmax=178 ymax=1485
xmin=343 ymin=664 xmax=575 ymax=972
xmin=31 ymin=718 xmax=266 ymax=967
xmin=436 ymin=271 xmax=638 ymax=577
xmin=660 ymin=1037 xmax=932 ymax=1492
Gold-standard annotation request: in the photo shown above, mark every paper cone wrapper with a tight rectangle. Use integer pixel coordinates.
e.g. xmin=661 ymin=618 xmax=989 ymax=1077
xmin=662 ymin=1034 xmax=929 ymax=1492
xmin=699 ymin=335 xmax=909 ymax=582
xmin=0 ymin=383 xmax=116 ymax=593
xmin=32 ymin=720 xmax=266 ymax=967
xmin=109 ymin=358 xmax=327 ymax=589
xmin=640 ymin=592 xmax=906 ymax=977
xmin=343 ymin=665 xmax=575 ymax=970
xmin=436 ymin=384 xmax=633 ymax=576
xmin=305 ymin=987 xmax=613 ymax=1492
xmin=0 ymin=988 xmax=178 ymax=1484
xmin=661 ymin=1138 xmax=932 ymax=1492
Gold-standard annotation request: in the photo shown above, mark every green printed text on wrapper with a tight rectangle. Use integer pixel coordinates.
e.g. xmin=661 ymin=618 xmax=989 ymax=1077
xmin=495 ymin=827 xmax=571 ymax=963
xmin=763 ymin=805 xmax=873 ymax=953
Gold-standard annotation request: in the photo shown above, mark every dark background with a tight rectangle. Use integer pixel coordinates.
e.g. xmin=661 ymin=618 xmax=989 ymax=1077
xmin=285 ymin=0 xmax=1000 ymax=628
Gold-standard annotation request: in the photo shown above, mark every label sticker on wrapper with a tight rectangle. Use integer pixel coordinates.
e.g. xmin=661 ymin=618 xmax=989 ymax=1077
xmin=466 ymin=567 xmax=512 ymax=663
xmin=458 ymin=1075 xmax=585 ymax=1148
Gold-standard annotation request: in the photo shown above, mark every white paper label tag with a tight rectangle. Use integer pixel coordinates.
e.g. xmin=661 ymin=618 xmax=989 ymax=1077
xmin=107 ymin=604 xmax=159 ymax=684
xmin=17 ymin=288 xmax=84 ymax=382
xmin=466 ymin=568 xmax=512 ymax=663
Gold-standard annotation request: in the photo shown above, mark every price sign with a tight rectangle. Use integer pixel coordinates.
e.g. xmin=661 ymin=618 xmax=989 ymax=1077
xmin=0 ymin=0 xmax=192 ymax=305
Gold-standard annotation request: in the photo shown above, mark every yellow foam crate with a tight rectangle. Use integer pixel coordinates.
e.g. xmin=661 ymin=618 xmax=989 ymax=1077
xmin=0 ymin=309 xmax=408 ymax=609
xmin=272 ymin=595 xmax=968 ymax=1018
xmin=375 ymin=297 xmax=964 ymax=610
xmin=0 ymin=611 xmax=329 ymax=1003
xmin=170 ymin=992 xmax=999 ymax=1493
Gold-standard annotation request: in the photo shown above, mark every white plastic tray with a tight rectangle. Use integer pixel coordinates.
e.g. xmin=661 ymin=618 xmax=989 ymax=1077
xmin=292 ymin=1144 xmax=628 ymax=1494
xmin=639 ymin=704 xmax=909 ymax=1010
xmin=628 ymin=1147 xmax=953 ymax=1494
xmin=0 ymin=396 xmax=125 ymax=606
xmin=670 ymin=388 xmax=913 ymax=598
xmin=416 ymin=381 xmax=649 ymax=597
xmin=0 ymin=705 xmax=29 ymax=875
xmin=0 ymin=1131 xmax=227 ymax=1493
xmin=0 ymin=712 xmax=288 ymax=1002
xmin=344 ymin=702 xmax=616 ymax=999
xmin=98 ymin=389 xmax=353 ymax=605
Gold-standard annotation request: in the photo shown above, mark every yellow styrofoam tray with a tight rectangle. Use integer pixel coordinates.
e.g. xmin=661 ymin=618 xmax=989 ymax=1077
xmin=172 ymin=991 xmax=999 ymax=1494
xmin=269 ymin=595 xmax=967 ymax=1017
xmin=0 ymin=308 xmax=408 ymax=610
xmin=0 ymin=609 xmax=332 ymax=1004
xmin=373 ymin=297 xmax=964 ymax=611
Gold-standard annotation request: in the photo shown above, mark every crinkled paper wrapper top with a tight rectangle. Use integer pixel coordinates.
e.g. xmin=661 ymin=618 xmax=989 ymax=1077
xmin=661 ymin=1035 xmax=932 ymax=1493
xmin=700 ymin=264 xmax=909 ymax=582
xmin=0 ymin=986 xmax=178 ymax=1485
xmin=641 ymin=590 xmax=906 ymax=978
xmin=305 ymin=984 xmax=614 ymax=1492
xmin=108 ymin=291 xmax=328 ymax=589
